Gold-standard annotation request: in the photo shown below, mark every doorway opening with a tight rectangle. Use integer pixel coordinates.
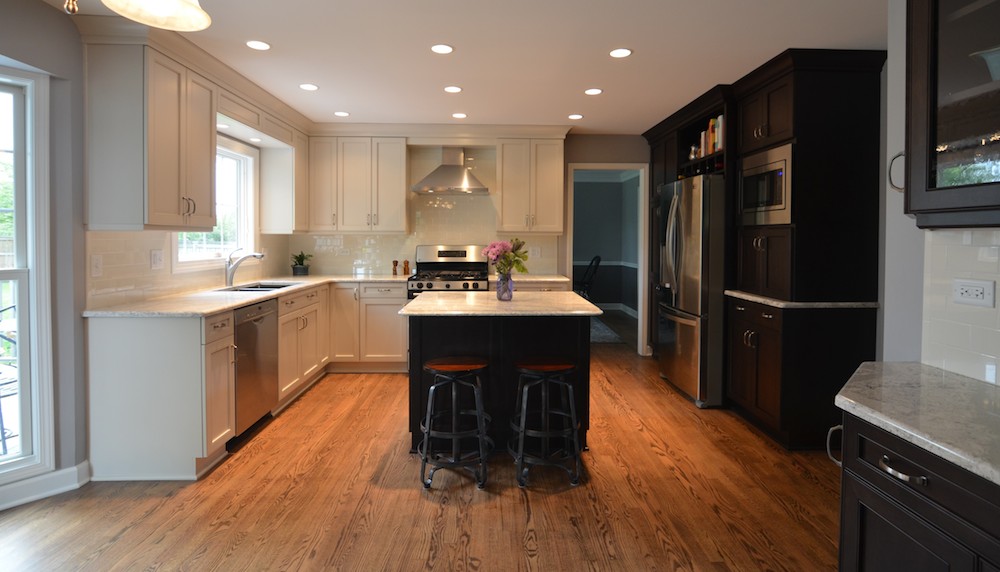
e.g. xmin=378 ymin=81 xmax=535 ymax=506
xmin=566 ymin=163 xmax=650 ymax=355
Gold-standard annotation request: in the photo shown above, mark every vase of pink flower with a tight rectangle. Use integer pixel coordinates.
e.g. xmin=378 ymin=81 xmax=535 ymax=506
xmin=482 ymin=238 xmax=528 ymax=301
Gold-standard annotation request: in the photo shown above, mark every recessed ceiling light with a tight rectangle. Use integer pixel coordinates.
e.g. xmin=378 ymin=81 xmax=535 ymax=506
xmin=334 ymin=111 xmax=350 ymax=117
xmin=431 ymin=44 xmax=454 ymax=54
xmin=299 ymin=83 xmax=319 ymax=91
xmin=584 ymin=88 xmax=603 ymax=96
xmin=568 ymin=114 xmax=584 ymax=120
xmin=609 ymin=48 xmax=632 ymax=58
xmin=217 ymin=123 xmax=230 ymax=129
xmin=246 ymin=40 xmax=270 ymax=51
xmin=444 ymin=86 xmax=462 ymax=93
xmin=452 ymin=113 xmax=467 ymax=119
xmin=249 ymin=137 xmax=262 ymax=143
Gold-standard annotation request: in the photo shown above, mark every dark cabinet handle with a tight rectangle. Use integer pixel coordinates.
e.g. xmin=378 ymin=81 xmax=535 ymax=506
xmin=735 ymin=305 xmax=746 ymax=312
xmin=878 ymin=455 xmax=928 ymax=486
xmin=888 ymin=151 xmax=905 ymax=192
xmin=761 ymin=312 xmax=774 ymax=319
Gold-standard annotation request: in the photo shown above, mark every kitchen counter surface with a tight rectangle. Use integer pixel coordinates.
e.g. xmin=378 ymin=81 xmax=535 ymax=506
xmin=725 ymin=290 xmax=880 ymax=309
xmin=400 ymin=291 xmax=601 ymax=317
xmin=836 ymin=361 xmax=1000 ymax=486
xmin=83 ymin=275 xmax=410 ymax=318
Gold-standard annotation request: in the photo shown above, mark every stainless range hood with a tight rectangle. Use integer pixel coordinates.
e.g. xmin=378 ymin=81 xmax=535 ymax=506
xmin=410 ymin=147 xmax=489 ymax=195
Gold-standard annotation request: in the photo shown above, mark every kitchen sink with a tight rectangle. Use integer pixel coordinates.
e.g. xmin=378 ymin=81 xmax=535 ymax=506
xmin=219 ymin=282 xmax=301 ymax=292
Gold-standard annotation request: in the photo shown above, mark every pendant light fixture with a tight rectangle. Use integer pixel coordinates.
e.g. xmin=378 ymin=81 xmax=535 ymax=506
xmin=100 ymin=0 xmax=212 ymax=32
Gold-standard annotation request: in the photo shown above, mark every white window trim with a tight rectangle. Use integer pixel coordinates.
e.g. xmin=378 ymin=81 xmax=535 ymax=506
xmin=171 ymin=135 xmax=260 ymax=274
xmin=0 ymin=65 xmax=54 ymax=484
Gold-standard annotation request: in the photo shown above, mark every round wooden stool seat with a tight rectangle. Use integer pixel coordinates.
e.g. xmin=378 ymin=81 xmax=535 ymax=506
xmin=424 ymin=357 xmax=489 ymax=374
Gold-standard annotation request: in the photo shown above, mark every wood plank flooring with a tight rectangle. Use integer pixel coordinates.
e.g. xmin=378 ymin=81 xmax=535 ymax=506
xmin=0 ymin=344 xmax=841 ymax=571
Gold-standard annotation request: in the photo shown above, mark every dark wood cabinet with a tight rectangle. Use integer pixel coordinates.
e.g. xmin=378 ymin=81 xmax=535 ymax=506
xmin=738 ymin=76 xmax=793 ymax=153
xmin=905 ymin=0 xmax=1000 ymax=228
xmin=737 ymin=226 xmax=792 ymax=301
xmin=727 ymin=299 xmax=782 ymax=432
xmin=726 ymin=299 xmax=876 ymax=448
xmin=839 ymin=414 xmax=1000 ymax=571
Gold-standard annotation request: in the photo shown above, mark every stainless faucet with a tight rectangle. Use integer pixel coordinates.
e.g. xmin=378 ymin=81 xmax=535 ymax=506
xmin=225 ymin=248 xmax=265 ymax=286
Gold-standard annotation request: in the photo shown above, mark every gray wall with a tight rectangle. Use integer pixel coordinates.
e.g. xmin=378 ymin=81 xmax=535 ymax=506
xmin=0 ymin=0 xmax=88 ymax=480
xmin=565 ymin=134 xmax=649 ymax=163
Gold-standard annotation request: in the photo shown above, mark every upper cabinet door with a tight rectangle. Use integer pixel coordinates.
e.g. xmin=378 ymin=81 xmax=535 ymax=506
xmin=906 ymin=0 xmax=1000 ymax=227
xmin=371 ymin=137 xmax=407 ymax=232
xmin=145 ymin=51 xmax=186 ymax=227
xmin=497 ymin=138 xmax=564 ymax=233
xmin=529 ymin=139 xmax=564 ymax=233
xmin=337 ymin=137 xmax=373 ymax=231
xmin=497 ymin=138 xmax=531 ymax=232
xmin=183 ymin=71 xmax=218 ymax=229
xmin=309 ymin=137 xmax=338 ymax=231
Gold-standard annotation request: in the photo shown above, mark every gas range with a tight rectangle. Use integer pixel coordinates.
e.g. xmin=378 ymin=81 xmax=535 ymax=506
xmin=407 ymin=245 xmax=489 ymax=298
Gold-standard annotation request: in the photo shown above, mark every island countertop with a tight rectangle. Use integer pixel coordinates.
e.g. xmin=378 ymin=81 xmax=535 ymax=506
xmin=836 ymin=361 xmax=1000 ymax=486
xmin=399 ymin=291 xmax=602 ymax=317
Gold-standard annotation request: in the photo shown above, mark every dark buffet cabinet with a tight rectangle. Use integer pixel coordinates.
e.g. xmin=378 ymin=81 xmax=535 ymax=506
xmin=726 ymin=299 xmax=876 ymax=449
xmin=839 ymin=414 xmax=1000 ymax=571
xmin=732 ymin=49 xmax=886 ymax=303
xmin=905 ymin=0 xmax=1000 ymax=228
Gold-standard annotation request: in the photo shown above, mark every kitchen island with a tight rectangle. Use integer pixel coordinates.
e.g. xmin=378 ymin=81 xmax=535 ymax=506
xmin=400 ymin=291 xmax=602 ymax=450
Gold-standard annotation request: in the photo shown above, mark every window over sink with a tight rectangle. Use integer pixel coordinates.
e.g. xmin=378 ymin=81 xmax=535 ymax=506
xmin=172 ymin=135 xmax=258 ymax=271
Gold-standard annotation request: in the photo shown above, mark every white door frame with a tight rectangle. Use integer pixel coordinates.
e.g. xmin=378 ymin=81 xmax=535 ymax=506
xmin=566 ymin=163 xmax=651 ymax=356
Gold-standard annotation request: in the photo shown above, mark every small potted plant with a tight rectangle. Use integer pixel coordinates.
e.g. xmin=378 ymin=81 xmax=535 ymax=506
xmin=290 ymin=251 xmax=313 ymax=276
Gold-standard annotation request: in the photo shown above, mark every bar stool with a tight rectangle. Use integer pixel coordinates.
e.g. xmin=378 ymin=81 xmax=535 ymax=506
xmin=509 ymin=359 xmax=582 ymax=487
xmin=419 ymin=356 xmax=492 ymax=489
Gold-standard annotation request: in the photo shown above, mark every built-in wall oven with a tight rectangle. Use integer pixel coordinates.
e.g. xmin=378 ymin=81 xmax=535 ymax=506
xmin=740 ymin=142 xmax=792 ymax=225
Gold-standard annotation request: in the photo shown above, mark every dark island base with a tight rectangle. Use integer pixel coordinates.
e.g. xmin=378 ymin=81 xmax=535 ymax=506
xmin=408 ymin=315 xmax=591 ymax=452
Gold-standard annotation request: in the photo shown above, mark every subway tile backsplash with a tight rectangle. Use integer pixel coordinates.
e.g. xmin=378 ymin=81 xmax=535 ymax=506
xmin=922 ymin=228 xmax=1000 ymax=383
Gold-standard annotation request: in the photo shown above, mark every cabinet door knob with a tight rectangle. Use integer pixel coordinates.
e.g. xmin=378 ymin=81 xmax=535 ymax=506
xmin=878 ymin=455 xmax=928 ymax=486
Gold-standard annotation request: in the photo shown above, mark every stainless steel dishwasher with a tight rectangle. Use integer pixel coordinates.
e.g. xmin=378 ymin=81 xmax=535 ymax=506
xmin=234 ymin=299 xmax=279 ymax=436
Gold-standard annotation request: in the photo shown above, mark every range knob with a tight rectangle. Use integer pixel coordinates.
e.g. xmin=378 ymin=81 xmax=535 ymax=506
xmin=462 ymin=282 xmax=470 ymax=289
xmin=444 ymin=283 xmax=451 ymax=289
xmin=416 ymin=282 xmax=424 ymax=289
xmin=426 ymin=283 xmax=433 ymax=289
xmin=472 ymin=282 xmax=480 ymax=289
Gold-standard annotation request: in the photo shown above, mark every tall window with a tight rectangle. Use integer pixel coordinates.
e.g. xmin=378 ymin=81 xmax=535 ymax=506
xmin=174 ymin=136 xmax=257 ymax=268
xmin=0 ymin=67 xmax=53 ymax=484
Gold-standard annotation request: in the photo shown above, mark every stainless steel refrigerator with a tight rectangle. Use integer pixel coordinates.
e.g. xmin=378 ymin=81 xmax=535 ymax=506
xmin=656 ymin=174 xmax=725 ymax=407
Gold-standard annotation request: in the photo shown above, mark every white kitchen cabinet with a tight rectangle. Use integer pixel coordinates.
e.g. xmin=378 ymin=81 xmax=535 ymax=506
xmin=496 ymin=138 xmax=564 ymax=233
xmin=86 ymin=44 xmax=217 ymax=231
xmin=359 ymin=283 xmax=408 ymax=362
xmin=277 ymin=286 xmax=328 ymax=401
xmin=88 ymin=311 xmax=235 ymax=480
xmin=329 ymin=282 xmax=407 ymax=365
xmin=260 ymin=126 xmax=310 ymax=234
xmin=330 ymin=282 xmax=361 ymax=361
xmin=308 ymin=137 xmax=406 ymax=233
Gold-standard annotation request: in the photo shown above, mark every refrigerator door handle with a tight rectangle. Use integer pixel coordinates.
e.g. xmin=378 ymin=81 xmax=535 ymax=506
xmin=663 ymin=192 xmax=680 ymax=294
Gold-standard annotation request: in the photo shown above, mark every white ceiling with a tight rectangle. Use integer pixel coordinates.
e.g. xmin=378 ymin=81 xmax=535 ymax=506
xmin=45 ymin=0 xmax=888 ymax=135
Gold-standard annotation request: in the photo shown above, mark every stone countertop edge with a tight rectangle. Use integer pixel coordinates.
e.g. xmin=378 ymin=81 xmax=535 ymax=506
xmin=400 ymin=291 xmax=602 ymax=317
xmin=83 ymin=275 xmax=408 ymax=318
xmin=835 ymin=361 xmax=1000 ymax=486
xmin=725 ymin=290 xmax=880 ymax=309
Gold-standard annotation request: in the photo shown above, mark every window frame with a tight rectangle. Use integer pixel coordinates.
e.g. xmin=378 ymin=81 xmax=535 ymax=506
xmin=0 ymin=65 xmax=55 ymax=484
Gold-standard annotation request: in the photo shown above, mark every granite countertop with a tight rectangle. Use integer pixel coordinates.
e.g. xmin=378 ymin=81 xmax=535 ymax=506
xmin=836 ymin=361 xmax=1000 ymax=486
xmin=83 ymin=275 xmax=411 ymax=318
xmin=725 ymin=289 xmax=880 ymax=309
xmin=400 ymin=291 xmax=602 ymax=317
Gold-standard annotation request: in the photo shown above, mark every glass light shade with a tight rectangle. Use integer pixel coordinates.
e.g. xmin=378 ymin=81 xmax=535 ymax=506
xmin=101 ymin=0 xmax=211 ymax=32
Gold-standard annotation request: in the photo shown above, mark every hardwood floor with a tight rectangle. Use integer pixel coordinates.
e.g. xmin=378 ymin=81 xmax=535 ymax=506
xmin=0 ymin=344 xmax=841 ymax=571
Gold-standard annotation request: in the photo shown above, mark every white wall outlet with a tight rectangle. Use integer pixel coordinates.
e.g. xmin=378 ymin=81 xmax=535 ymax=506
xmin=150 ymin=249 xmax=164 ymax=270
xmin=529 ymin=246 xmax=541 ymax=259
xmin=90 ymin=254 xmax=103 ymax=278
xmin=952 ymin=278 xmax=995 ymax=308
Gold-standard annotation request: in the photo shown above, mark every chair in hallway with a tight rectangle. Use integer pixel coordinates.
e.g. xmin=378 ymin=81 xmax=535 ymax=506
xmin=574 ymin=256 xmax=601 ymax=299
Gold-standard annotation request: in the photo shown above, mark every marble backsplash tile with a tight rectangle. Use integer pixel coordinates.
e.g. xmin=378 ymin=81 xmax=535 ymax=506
xmin=922 ymin=229 xmax=1000 ymax=383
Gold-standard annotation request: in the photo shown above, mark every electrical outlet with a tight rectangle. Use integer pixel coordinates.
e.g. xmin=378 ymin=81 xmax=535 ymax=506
xmin=529 ymin=246 xmax=541 ymax=259
xmin=952 ymin=278 xmax=995 ymax=308
xmin=150 ymin=249 xmax=164 ymax=270
xmin=90 ymin=254 xmax=103 ymax=278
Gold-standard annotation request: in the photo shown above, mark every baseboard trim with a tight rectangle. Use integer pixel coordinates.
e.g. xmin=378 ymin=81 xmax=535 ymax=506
xmin=596 ymin=302 xmax=638 ymax=319
xmin=0 ymin=461 xmax=91 ymax=511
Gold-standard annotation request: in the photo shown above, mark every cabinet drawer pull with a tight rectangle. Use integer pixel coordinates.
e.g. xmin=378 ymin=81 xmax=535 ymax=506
xmin=213 ymin=321 xmax=228 ymax=329
xmin=735 ymin=305 xmax=746 ymax=312
xmin=826 ymin=425 xmax=843 ymax=468
xmin=761 ymin=312 xmax=774 ymax=319
xmin=878 ymin=455 xmax=928 ymax=486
